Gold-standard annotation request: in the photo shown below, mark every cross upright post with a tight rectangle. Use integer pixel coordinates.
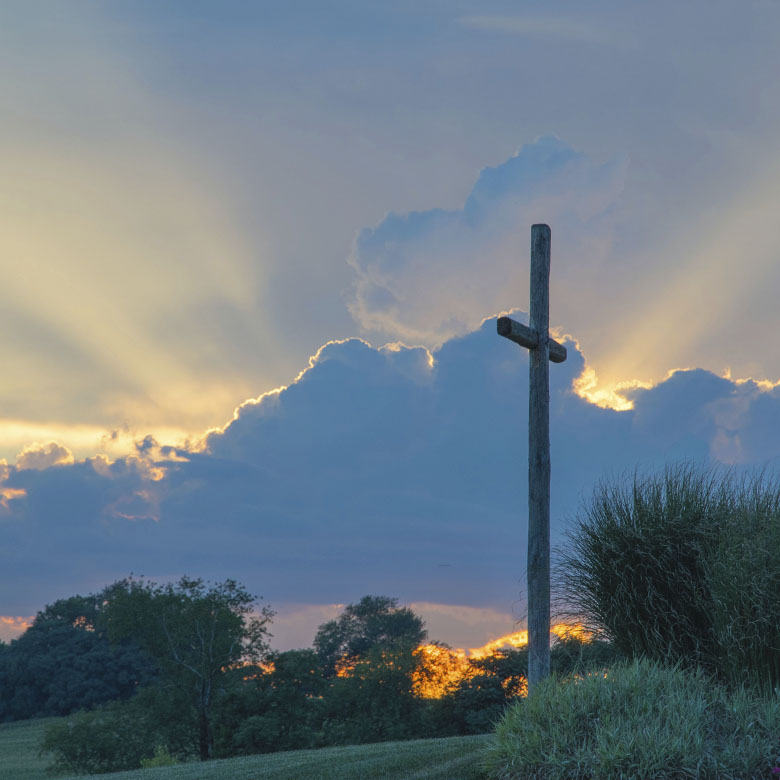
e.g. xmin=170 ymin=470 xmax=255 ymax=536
xmin=497 ymin=224 xmax=567 ymax=694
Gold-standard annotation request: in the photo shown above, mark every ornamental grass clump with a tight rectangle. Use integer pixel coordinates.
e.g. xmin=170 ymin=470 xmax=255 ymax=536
xmin=554 ymin=463 xmax=780 ymax=695
xmin=483 ymin=656 xmax=780 ymax=780
xmin=703 ymin=481 xmax=780 ymax=695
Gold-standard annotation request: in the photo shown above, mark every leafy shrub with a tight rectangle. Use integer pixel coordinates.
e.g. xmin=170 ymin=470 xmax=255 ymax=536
xmin=556 ymin=463 xmax=780 ymax=693
xmin=229 ymin=714 xmax=321 ymax=755
xmin=446 ymin=648 xmax=526 ymax=736
xmin=447 ymin=638 xmax=622 ymax=737
xmin=550 ymin=634 xmax=623 ymax=677
xmin=484 ymin=656 xmax=780 ymax=780
xmin=452 ymin=675 xmax=509 ymax=735
xmin=704 ymin=488 xmax=780 ymax=694
xmin=140 ymin=744 xmax=178 ymax=768
xmin=40 ymin=685 xmax=196 ymax=773
xmin=41 ymin=701 xmax=154 ymax=774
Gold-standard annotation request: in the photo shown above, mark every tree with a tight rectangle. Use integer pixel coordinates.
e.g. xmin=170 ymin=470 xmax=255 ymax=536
xmin=314 ymin=596 xmax=426 ymax=676
xmin=260 ymin=648 xmax=325 ymax=748
xmin=452 ymin=674 xmax=510 ymax=734
xmin=215 ymin=649 xmax=326 ymax=757
xmin=0 ymin=595 xmax=154 ymax=722
xmin=321 ymin=642 xmax=425 ymax=744
xmin=35 ymin=594 xmax=103 ymax=629
xmin=449 ymin=648 xmax=527 ymax=734
xmin=102 ymin=576 xmax=274 ymax=761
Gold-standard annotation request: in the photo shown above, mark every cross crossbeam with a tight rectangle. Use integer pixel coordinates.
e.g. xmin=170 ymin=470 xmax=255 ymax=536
xmin=496 ymin=317 xmax=567 ymax=363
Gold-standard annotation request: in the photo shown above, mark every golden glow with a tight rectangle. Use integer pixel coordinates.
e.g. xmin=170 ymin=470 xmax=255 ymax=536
xmin=334 ymin=623 xmax=593 ymax=700
xmin=0 ymin=616 xmax=31 ymax=629
xmin=0 ymin=616 xmax=32 ymax=642
xmin=334 ymin=658 xmax=357 ymax=678
xmin=573 ymin=365 xmax=644 ymax=411
xmin=413 ymin=623 xmax=591 ymax=697
xmin=0 ymin=4 xmax=279 ymax=457
xmin=0 ymin=487 xmax=27 ymax=512
xmin=411 ymin=644 xmax=477 ymax=698
xmin=571 ymin=162 xmax=780 ymax=404
xmin=334 ymin=652 xmax=408 ymax=683
xmin=233 ymin=660 xmax=275 ymax=680
xmin=0 ymin=419 xmax=193 ymax=463
xmin=16 ymin=441 xmax=74 ymax=470
xmin=493 ymin=310 xmax=780 ymax=418
xmin=380 ymin=341 xmax=436 ymax=371
xmin=462 ymin=622 xmax=592 ymax=660
xmin=571 ymin=359 xmax=780 ymax=415
xmin=733 ymin=375 xmax=780 ymax=392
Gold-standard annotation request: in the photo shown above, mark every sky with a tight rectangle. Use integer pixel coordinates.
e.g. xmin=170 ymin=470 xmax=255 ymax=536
xmin=3 ymin=1 xmax=780 ymax=652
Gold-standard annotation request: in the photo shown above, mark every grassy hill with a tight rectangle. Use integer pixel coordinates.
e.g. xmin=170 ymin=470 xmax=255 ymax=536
xmin=0 ymin=718 xmax=60 ymax=780
xmin=0 ymin=718 xmax=492 ymax=780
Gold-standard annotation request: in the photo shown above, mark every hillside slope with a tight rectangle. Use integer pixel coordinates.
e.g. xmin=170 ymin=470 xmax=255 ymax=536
xmin=0 ymin=719 xmax=491 ymax=780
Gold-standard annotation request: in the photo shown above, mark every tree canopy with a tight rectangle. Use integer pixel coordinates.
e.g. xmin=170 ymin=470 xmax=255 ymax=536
xmin=101 ymin=576 xmax=274 ymax=761
xmin=0 ymin=594 xmax=154 ymax=722
xmin=313 ymin=595 xmax=427 ymax=676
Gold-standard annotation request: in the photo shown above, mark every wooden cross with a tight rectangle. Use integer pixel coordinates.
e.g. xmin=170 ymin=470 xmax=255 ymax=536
xmin=497 ymin=224 xmax=567 ymax=694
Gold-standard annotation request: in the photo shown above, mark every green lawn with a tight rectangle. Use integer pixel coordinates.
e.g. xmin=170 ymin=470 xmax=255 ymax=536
xmin=0 ymin=718 xmax=492 ymax=780
xmin=0 ymin=718 xmax=61 ymax=780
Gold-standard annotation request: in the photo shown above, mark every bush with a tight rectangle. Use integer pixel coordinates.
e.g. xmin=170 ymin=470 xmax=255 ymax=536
xmin=40 ymin=685 xmax=196 ymax=773
xmin=704 ymin=486 xmax=780 ymax=694
xmin=452 ymin=675 xmax=509 ymax=735
xmin=41 ymin=701 xmax=155 ymax=774
xmin=556 ymin=463 xmax=780 ymax=693
xmin=442 ymin=639 xmax=622 ymax=737
xmin=484 ymin=656 xmax=780 ymax=780
xmin=140 ymin=745 xmax=178 ymax=768
xmin=550 ymin=634 xmax=623 ymax=678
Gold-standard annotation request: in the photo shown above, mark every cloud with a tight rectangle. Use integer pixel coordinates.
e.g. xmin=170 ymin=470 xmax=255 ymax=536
xmin=347 ymin=136 xmax=626 ymax=348
xmin=0 ymin=453 xmax=162 ymax=611
xmin=0 ymin=616 xmax=32 ymax=643
xmin=5 ymin=318 xmax=780 ymax=628
xmin=269 ymin=604 xmax=345 ymax=652
xmin=16 ymin=441 xmax=74 ymax=470
xmin=409 ymin=602 xmax=520 ymax=654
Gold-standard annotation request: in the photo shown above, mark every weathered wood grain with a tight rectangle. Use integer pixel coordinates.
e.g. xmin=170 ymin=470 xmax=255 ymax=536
xmin=496 ymin=317 xmax=567 ymax=363
xmin=527 ymin=223 xmax=552 ymax=692
xmin=496 ymin=224 xmax=566 ymax=695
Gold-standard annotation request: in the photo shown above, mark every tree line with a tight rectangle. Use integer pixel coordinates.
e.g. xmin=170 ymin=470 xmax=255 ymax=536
xmin=0 ymin=577 xmax=617 ymax=774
